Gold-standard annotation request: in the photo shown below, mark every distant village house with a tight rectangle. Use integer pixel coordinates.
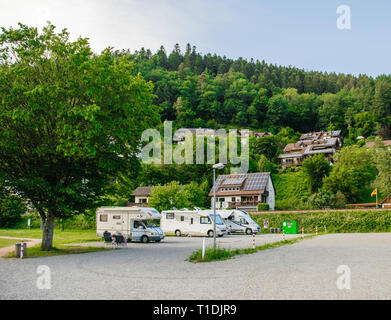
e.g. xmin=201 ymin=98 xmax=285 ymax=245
xmin=209 ymin=172 xmax=275 ymax=211
xmin=365 ymin=140 xmax=391 ymax=151
xmin=173 ymin=128 xmax=272 ymax=144
xmin=128 ymin=186 xmax=153 ymax=207
xmin=279 ymin=130 xmax=343 ymax=168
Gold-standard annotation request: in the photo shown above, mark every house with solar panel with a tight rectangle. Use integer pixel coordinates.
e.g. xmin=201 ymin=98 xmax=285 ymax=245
xmin=209 ymin=172 xmax=275 ymax=211
xmin=278 ymin=130 xmax=343 ymax=168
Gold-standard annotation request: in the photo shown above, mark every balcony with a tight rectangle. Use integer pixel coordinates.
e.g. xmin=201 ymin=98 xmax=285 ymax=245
xmin=125 ymin=202 xmax=149 ymax=207
xmin=228 ymin=201 xmax=260 ymax=209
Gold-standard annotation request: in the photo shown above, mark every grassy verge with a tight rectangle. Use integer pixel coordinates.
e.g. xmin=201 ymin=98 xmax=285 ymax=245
xmin=0 ymin=229 xmax=100 ymax=244
xmin=5 ymin=243 xmax=110 ymax=259
xmin=0 ymin=228 xmax=108 ymax=258
xmin=188 ymin=235 xmax=314 ymax=263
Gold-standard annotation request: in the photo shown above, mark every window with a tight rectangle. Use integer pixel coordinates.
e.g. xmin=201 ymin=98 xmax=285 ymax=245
xmin=232 ymin=197 xmax=236 ymax=202
xmin=166 ymin=213 xmax=175 ymax=220
xmin=180 ymin=216 xmax=184 ymax=222
xmin=100 ymin=214 xmax=108 ymax=222
xmin=190 ymin=218 xmax=193 ymax=224
xmin=112 ymin=215 xmax=121 ymax=220
xmin=200 ymin=217 xmax=211 ymax=224
xmin=240 ymin=218 xmax=248 ymax=225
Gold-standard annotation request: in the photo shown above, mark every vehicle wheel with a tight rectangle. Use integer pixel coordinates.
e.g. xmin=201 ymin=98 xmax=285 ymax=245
xmin=141 ymin=235 xmax=149 ymax=243
xmin=175 ymin=230 xmax=182 ymax=237
xmin=246 ymin=228 xmax=253 ymax=235
xmin=218 ymin=234 xmax=224 ymax=237
xmin=208 ymin=230 xmax=214 ymax=237
xmin=155 ymin=239 xmax=161 ymax=242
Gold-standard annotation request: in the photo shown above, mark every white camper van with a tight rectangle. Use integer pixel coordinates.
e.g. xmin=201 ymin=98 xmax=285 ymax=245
xmin=160 ymin=209 xmax=227 ymax=237
xmin=96 ymin=206 xmax=164 ymax=243
xmin=215 ymin=209 xmax=261 ymax=234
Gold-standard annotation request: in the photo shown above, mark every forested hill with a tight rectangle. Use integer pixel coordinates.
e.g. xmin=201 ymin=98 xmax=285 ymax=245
xmin=114 ymin=44 xmax=391 ymax=139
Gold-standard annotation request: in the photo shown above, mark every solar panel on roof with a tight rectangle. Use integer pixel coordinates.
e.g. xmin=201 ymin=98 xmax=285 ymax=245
xmin=223 ymin=177 xmax=246 ymax=185
xmin=211 ymin=173 xmax=270 ymax=193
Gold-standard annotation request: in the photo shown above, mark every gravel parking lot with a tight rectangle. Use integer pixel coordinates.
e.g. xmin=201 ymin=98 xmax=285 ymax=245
xmin=1 ymin=233 xmax=391 ymax=300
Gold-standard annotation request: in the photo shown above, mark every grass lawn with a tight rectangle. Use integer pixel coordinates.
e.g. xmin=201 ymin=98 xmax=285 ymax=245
xmin=0 ymin=228 xmax=109 ymax=258
xmin=0 ymin=238 xmax=30 ymax=249
xmin=0 ymin=228 xmax=100 ymax=244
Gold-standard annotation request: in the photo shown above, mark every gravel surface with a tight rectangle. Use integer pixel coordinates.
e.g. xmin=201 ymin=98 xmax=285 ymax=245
xmin=1 ymin=233 xmax=391 ymax=300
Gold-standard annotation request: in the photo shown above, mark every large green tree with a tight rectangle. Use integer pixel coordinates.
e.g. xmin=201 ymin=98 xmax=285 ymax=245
xmin=323 ymin=146 xmax=376 ymax=202
xmin=302 ymin=154 xmax=331 ymax=193
xmin=0 ymin=23 xmax=159 ymax=250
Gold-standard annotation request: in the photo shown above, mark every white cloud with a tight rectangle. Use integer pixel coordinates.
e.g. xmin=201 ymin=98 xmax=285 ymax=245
xmin=0 ymin=0 xmax=240 ymax=54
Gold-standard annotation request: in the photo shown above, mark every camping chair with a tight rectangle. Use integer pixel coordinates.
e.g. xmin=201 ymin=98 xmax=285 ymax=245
xmin=103 ymin=231 xmax=112 ymax=247
xmin=113 ymin=234 xmax=127 ymax=248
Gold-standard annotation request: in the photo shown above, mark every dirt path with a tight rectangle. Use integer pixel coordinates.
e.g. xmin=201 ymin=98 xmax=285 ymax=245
xmin=0 ymin=236 xmax=41 ymax=258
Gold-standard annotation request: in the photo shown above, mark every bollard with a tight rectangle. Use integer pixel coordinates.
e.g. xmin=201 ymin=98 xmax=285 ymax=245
xmin=252 ymin=233 xmax=255 ymax=249
xmin=324 ymin=225 xmax=327 ymax=233
xmin=282 ymin=230 xmax=285 ymax=241
xmin=316 ymin=226 xmax=318 ymax=236
xmin=20 ymin=239 xmax=24 ymax=259
xmin=202 ymin=237 xmax=206 ymax=260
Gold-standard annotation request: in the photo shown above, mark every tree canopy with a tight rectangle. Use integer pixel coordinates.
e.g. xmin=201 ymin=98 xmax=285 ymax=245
xmin=0 ymin=23 xmax=159 ymax=249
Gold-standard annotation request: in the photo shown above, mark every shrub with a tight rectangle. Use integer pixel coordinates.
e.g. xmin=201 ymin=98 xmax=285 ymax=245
xmin=0 ymin=195 xmax=26 ymax=228
xmin=257 ymin=203 xmax=270 ymax=211
xmin=307 ymin=189 xmax=336 ymax=209
xmin=333 ymin=191 xmax=347 ymax=209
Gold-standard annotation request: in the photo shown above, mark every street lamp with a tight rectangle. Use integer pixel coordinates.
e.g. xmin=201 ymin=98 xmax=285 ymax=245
xmin=212 ymin=163 xmax=224 ymax=250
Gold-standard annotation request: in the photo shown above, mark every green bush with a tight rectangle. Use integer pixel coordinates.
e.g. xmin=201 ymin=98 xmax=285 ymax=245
xmin=257 ymin=203 xmax=270 ymax=211
xmin=60 ymin=213 xmax=96 ymax=230
xmin=16 ymin=213 xmax=41 ymax=229
xmin=307 ymin=189 xmax=335 ymax=209
xmin=0 ymin=195 xmax=26 ymax=228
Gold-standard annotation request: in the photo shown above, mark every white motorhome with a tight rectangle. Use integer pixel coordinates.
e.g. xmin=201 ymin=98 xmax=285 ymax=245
xmin=160 ymin=209 xmax=227 ymax=237
xmin=214 ymin=209 xmax=261 ymax=234
xmin=96 ymin=206 xmax=164 ymax=243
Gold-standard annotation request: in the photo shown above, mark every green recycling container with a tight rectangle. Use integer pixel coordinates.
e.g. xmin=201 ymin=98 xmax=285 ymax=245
xmin=282 ymin=221 xmax=298 ymax=234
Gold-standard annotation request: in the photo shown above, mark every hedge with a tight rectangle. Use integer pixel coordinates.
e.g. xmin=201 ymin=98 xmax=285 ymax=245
xmin=251 ymin=210 xmax=391 ymax=233
xmin=257 ymin=203 xmax=270 ymax=211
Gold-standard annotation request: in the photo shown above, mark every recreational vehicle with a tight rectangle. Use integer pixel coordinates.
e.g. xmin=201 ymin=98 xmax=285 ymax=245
xmin=160 ymin=209 xmax=227 ymax=237
xmin=96 ymin=206 xmax=164 ymax=243
xmin=212 ymin=209 xmax=261 ymax=234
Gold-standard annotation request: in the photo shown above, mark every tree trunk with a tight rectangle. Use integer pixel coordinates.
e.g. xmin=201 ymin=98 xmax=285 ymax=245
xmin=41 ymin=212 xmax=55 ymax=251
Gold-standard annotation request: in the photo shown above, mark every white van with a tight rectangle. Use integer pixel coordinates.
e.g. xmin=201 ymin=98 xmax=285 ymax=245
xmin=160 ymin=209 xmax=227 ymax=237
xmin=96 ymin=206 xmax=164 ymax=243
xmin=216 ymin=209 xmax=261 ymax=234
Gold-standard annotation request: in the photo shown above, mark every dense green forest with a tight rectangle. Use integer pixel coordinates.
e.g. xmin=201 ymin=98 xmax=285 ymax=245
xmin=115 ymin=44 xmax=391 ymax=139
xmin=108 ymin=44 xmax=391 ymax=211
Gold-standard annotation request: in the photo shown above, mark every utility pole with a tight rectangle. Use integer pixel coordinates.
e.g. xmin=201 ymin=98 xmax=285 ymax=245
xmin=212 ymin=163 xmax=224 ymax=250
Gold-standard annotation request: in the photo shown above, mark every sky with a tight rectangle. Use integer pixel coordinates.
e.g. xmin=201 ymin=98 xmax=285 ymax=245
xmin=0 ymin=0 xmax=390 ymax=77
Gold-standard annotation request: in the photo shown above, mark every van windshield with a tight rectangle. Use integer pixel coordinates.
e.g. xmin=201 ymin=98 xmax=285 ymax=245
xmin=209 ymin=214 xmax=224 ymax=225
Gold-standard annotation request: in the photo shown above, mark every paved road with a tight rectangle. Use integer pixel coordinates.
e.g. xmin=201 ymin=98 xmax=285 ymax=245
xmin=1 ymin=233 xmax=391 ymax=300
